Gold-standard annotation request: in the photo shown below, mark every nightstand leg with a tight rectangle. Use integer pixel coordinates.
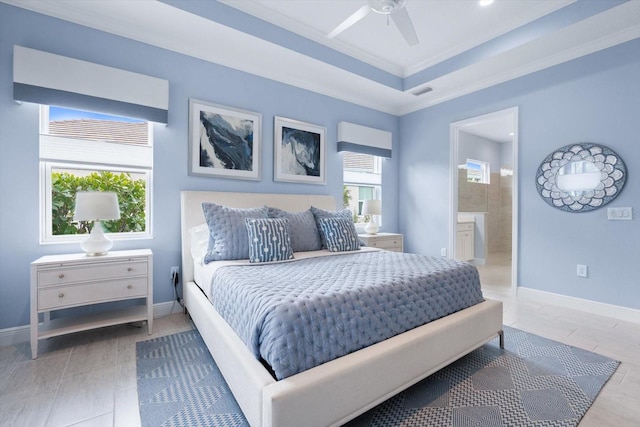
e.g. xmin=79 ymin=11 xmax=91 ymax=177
xmin=147 ymin=302 xmax=153 ymax=335
xmin=30 ymin=315 xmax=38 ymax=359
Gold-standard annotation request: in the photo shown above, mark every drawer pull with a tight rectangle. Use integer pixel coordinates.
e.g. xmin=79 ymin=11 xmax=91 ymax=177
xmin=127 ymin=267 xmax=133 ymax=272
xmin=58 ymin=274 xmax=65 ymax=279
xmin=58 ymin=293 xmax=64 ymax=298
xmin=127 ymin=284 xmax=133 ymax=289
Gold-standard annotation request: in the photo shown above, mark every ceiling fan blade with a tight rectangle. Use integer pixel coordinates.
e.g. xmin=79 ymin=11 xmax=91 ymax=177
xmin=327 ymin=5 xmax=371 ymax=39
xmin=391 ymin=7 xmax=419 ymax=46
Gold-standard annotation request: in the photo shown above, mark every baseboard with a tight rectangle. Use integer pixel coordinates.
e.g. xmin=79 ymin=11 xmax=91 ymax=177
xmin=0 ymin=325 xmax=30 ymax=347
xmin=518 ymin=287 xmax=640 ymax=325
xmin=0 ymin=300 xmax=185 ymax=347
xmin=154 ymin=300 xmax=186 ymax=318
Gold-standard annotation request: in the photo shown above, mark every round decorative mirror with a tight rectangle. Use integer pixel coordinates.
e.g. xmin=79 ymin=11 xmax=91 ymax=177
xmin=535 ymin=143 xmax=626 ymax=212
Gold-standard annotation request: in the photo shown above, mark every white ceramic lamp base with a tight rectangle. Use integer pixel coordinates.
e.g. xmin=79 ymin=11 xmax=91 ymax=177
xmin=80 ymin=221 xmax=113 ymax=256
xmin=364 ymin=219 xmax=379 ymax=235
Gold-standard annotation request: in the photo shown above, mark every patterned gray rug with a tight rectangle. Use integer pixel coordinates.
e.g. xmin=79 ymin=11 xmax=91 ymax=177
xmin=136 ymin=326 xmax=618 ymax=427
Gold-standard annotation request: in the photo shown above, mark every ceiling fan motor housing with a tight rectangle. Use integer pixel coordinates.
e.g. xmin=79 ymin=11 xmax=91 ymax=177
xmin=369 ymin=0 xmax=406 ymax=15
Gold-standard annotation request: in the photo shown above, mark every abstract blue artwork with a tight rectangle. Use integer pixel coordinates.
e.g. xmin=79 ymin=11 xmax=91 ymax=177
xmin=189 ymin=99 xmax=262 ymax=180
xmin=274 ymin=116 xmax=325 ymax=184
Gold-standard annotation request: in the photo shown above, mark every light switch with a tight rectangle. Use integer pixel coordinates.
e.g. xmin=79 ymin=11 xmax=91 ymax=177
xmin=607 ymin=207 xmax=632 ymax=220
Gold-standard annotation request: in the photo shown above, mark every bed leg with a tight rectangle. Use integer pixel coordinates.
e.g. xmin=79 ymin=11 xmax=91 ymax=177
xmin=498 ymin=329 xmax=504 ymax=349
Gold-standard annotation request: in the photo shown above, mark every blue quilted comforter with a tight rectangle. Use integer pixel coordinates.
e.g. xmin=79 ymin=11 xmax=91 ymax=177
xmin=207 ymin=251 xmax=484 ymax=380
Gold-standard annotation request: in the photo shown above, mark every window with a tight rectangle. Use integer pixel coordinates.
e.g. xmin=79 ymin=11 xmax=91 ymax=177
xmin=39 ymin=106 xmax=153 ymax=243
xmin=342 ymin=152 xmax=382 ymax=226
xmin=464 ymin=159 xmax=490 ymax=184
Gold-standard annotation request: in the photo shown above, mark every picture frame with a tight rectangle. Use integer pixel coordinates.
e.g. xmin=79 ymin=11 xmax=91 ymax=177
xmin=274 ymin=116 xmax=326 ymax=185
xmin=188 ymin=98 xmax=261 ymax=180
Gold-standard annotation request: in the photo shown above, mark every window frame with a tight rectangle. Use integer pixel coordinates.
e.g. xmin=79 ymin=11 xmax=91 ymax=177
xmin=342 ymin=153 xmax=383 ymax=231
xmin=465 ymin=158 xmax=490 ymax=184
xmin=39 ymin=106 xmax=154 ymax=244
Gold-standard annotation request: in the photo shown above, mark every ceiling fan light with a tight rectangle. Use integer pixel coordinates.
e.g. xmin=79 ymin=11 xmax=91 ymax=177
xmin=369 ymin=0 xmax=406 ymax=15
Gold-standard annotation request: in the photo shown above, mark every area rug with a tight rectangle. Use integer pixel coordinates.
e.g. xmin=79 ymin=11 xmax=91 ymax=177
xmin=136 ymin=326 xmax=619 ymax=427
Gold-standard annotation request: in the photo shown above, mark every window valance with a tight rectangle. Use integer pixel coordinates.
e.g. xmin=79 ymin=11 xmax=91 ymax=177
xmin=13 ymin=46 xmax=169 ymax=123
xmin=337 ymin=121 xmax=392 ymax=158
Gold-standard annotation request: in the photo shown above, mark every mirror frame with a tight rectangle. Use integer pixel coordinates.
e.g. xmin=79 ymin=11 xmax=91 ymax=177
xmin=535 ymin=143 xmax=626 ymax=213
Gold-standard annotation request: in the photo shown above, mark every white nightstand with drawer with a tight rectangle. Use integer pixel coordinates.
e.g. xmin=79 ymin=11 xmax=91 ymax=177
xmin=30 ymin=249 xmax=153 ymax=359
xmin=358 ymin=233 xmax=403 ymax=252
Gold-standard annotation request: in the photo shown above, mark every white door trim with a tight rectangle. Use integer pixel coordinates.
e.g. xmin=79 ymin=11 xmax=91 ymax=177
xmin=449 ymin=107 xmax=519 ymax=295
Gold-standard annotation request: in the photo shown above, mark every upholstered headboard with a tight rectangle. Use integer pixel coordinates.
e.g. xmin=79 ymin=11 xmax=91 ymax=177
xmin=180 ymin=191 xmax=338 ymax=283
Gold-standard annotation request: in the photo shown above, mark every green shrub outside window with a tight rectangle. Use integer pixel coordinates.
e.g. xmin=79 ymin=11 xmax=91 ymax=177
xmin=52 ymin=170 xmax=146 ymax=235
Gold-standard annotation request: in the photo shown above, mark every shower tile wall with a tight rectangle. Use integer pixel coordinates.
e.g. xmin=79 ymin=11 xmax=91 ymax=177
xmin=459 ymin=171 xmax=512 ymax=255
xmin=488 ymin=172 xmax=501 ymax=253
xmin=500 ymin=174 xmax=513 ymax=254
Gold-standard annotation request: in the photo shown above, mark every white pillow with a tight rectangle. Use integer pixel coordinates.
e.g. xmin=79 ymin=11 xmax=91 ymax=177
xmin=189 ymin=223 xmax=209 ymax=264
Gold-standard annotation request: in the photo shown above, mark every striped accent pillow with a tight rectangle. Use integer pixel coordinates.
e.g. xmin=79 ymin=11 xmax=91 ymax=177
xmin=245 ymin=218 xmax=294 ymax=263
xmin=310 ymin=206 xmax=354 ymax=249
xmin=319 ymin=218 xmax=361 ymax=252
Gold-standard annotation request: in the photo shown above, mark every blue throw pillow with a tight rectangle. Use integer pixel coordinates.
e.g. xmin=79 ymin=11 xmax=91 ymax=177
xmin=319 ymin=218 xmax=361 ymax=252
xmin=245 ymin=218 xmax=294 ymax=263
xmin=310 ymin=206 xmax=354 ymax=249
xmin=202 ymin=203 xmax=268 ymax=263
xmin=267 ymin=207 xmax=322 ymax=252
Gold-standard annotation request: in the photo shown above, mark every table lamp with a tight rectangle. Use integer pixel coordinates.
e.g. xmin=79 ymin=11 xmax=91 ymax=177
xmin=73 ymin=191 xmax=120 ymax=256
xmin=362 ymin=199 xmax=381 ymax=235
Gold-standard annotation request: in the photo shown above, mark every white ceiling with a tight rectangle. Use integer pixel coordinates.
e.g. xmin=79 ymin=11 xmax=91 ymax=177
xmin=221 ymin=0 xmax=575 ymax=77
xmin=3 ymin=0 xmax=640 ymax=123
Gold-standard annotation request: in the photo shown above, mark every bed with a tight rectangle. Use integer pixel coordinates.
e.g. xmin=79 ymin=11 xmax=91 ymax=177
xmin=180 ymin=190 xmax=503 ymax=427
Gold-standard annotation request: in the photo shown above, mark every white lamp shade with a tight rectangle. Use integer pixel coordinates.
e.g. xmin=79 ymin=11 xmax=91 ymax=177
xmin=361 ymin=199 xmax=381 ymax=216
xmin=74 ymin=191 xmax=120 ymax=221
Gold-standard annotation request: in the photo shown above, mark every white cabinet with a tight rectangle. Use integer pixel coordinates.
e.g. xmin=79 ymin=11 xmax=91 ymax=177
xmin=30 ymin=249 xmax=153 ymax=359
xmin=358 ymin=233 xmax=403 ymax=252
xmin=455 ymin=223 xmax=475 ymax=261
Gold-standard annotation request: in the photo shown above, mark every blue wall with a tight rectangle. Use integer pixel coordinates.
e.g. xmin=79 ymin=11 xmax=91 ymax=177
xmin=0 ymin=4 xmax=399 ymax=330
xmin=399 ymin=38 xmax=640 ymax=310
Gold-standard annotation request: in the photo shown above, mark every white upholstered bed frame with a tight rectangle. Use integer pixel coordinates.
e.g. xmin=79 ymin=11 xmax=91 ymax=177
xmin=180 ymin=190 xmax=503 ymax=427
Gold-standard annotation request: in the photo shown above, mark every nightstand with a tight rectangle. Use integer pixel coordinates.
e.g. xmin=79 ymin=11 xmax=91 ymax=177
xmin=358 ymin=233 xmax=403 ymax=252
xmin=30 ymin=249 xmax=153 ymax=359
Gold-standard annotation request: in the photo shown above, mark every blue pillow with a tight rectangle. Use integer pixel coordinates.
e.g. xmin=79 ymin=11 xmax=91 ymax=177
xmin=202 ymin=203 xmax=268 ymax=263
xmin=267 ymin=207 xmax=322 ymax=252
xmin=319 ymin=218 xmax=361 ymax=252
xmin=245 ymin=218 xmax=294 ymax=263
xmin=310 ymin=206 xmax=354 ymax=248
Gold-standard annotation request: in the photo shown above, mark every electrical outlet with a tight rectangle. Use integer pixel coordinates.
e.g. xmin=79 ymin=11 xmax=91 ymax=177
xmin=576 ymin=264 xmax=588 ymax=278
xmin=440 ymin=248 xmax=447 ymax=257
xmin=170 ymin=266 xmax=179 ymax=280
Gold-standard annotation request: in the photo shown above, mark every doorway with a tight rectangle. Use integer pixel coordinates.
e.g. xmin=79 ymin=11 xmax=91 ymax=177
xmin=449 ymin=107 xmax=518 ymax=296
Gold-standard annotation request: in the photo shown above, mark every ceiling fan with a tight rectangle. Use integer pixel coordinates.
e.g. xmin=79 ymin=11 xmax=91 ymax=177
xmin=327 ymin=0 xmax=419 ymax=46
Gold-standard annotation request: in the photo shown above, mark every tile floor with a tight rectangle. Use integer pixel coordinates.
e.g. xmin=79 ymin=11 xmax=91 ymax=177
xmin=1 ymin=259 xmax=639 ymax=426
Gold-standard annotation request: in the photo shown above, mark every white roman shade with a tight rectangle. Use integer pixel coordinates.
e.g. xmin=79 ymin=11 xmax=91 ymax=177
xmin=337 ymin=121 xmax=392 ymax=158
xmin=13 ymin=46 xmax=169 ymax=123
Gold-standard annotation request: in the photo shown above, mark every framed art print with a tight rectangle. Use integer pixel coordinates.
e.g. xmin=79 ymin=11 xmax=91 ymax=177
xmin=274 ymin=116 xmax=326 ymax=185
xmin=188 ymin=98 xmax=261 ymax=180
